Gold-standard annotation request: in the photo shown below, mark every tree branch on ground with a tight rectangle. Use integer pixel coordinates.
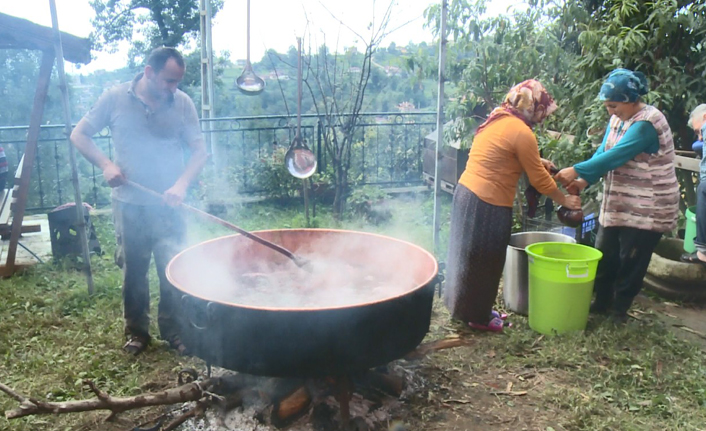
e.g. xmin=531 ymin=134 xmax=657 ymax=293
xmin=0 ymin=339 xmax=469 ymax=422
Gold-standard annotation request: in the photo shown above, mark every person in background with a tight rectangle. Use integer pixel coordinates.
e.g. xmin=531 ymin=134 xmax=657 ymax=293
xmin=70 ymin=47 xmax=208 ymax=356
xmin=681 ymin=104 xmax=706 ymax=266
xmin=443 ymin=80 xmax=581 ymax=332
xmin=0 ymin=145 xmax=7 ymax=190
xmin=555 ymin=68 xmax=679 ymax=323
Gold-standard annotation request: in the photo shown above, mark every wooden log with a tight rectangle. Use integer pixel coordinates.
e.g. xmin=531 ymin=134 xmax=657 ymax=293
xmin=271 ymin=385 xmax=311 ymax=426
xmin=0 ymin=374 xmax=253 ymax=420
xmin=359 ymin=371 xmax=405 ymax=397
xmin=162 ymin=400 xmax=210 ymax=431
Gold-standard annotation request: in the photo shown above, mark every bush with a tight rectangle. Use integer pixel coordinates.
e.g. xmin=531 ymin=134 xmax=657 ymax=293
xmin=347 ymin=185 xmax=392 ymax=225
xmin=254 ymin=147 xmax=303 ymax=202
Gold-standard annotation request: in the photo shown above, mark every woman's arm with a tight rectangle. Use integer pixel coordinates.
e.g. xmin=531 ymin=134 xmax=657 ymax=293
xmin=556 ymin=121 xmax=659 ymax=185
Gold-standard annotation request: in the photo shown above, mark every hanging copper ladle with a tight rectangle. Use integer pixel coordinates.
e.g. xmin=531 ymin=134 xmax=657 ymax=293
xmin=284 ymin=37 xmax=317 ymax=179
xmin=236 ymin=0 xmax=265 ymax=95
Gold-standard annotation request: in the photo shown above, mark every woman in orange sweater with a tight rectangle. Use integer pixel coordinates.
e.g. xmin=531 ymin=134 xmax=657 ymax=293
xmin=443 ymin=80 xmax=581 ymax=332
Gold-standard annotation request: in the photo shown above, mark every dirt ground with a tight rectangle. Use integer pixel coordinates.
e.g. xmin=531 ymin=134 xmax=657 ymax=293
xmin=38 ymin=293 xmax=706 ymax=431
xmin=180 ymin=292 xmax=706 ymax=431
xmin=395 ymin=293 xmax=706 ymax=431
xmin=633 ymin=295 xmax=706 ymax=349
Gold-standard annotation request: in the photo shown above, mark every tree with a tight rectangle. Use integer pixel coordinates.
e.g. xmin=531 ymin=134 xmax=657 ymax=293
xmin=424 ymin=0 xmax=576 ymax=150
xmin=0 ymin=50 xmax=64 ymax=127
xmin=554 ymin=0 xmax=706 ymax=206
xmin=425 ymin=0 xmax=706 ymax=206
xmin=302 ymin=1 xmax=398 ymax=218
xmin=89 ymin=0 xmax=224 ymax=64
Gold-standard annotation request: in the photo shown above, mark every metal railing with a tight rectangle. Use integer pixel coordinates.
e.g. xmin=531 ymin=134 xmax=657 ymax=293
xmin=0 ymin=112 xmax=436 ymax=211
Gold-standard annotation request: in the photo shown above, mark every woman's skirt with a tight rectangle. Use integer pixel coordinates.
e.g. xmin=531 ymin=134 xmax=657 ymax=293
xmin=443 ymin=184 xmax=513 ymax=324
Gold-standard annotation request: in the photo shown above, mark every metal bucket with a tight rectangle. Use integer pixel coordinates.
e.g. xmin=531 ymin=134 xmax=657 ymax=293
xmin=502 ymin=231 xmax=575 ymax=315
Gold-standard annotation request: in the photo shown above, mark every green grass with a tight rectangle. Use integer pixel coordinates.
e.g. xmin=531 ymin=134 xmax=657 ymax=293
xmin=0 ymin=191 xmax=450 ymax=430
xmin=2 ymin=191 xmax=706 ymax=431
xmin=426 ymin=301 xmax=706 ymax=431
xmin=500 ymin=320 xmax=706 ymax=430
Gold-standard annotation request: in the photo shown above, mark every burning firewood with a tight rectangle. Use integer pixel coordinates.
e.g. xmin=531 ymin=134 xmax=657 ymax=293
xmin=1 ymin=338 xmax=469 ymax=427
xmin=271 ymin=385 xmax=312 ymax=426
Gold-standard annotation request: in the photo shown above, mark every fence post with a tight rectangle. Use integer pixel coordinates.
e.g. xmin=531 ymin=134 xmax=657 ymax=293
xmin=317 ymin=118 xmax=324 ymax=172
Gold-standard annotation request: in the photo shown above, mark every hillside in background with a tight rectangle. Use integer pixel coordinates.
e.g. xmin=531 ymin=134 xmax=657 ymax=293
xmin=0 ymin=41 xmax=438 ymax=129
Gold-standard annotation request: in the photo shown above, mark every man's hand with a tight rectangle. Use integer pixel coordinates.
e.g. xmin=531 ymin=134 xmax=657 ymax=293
xmin=566 ymin=178 xmax=589 ymax=196
xmin=554 ymin=167 xmax=578 ymax=187
xmin=102 ymin=162 xmax=126 ymax=187
xmin=163 ymin=181 xmax=188 ymax=207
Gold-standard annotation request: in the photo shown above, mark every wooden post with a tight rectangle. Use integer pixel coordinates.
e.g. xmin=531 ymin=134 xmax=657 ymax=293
xmin=3 ymin=50 xmax=55 ymax=276
xmin=49 ymin=0 xmax=95 ymax=294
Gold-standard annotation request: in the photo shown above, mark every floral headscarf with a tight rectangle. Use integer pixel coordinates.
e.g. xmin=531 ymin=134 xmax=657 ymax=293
xmin=598 ymin=68 xmax=649 ymax=103
xmin=476 ymin=79 xmax=557 ymax=134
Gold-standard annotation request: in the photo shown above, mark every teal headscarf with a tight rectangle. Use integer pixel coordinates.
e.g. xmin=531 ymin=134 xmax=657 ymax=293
xmin=598 ymin=68 xmax=649 ymax=103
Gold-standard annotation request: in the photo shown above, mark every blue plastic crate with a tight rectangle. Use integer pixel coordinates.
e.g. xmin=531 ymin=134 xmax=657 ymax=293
xmin=578 ymin=212 xmax=598 ymax=245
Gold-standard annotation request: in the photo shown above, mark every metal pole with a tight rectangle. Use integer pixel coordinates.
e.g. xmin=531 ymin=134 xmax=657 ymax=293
xmin=297 ymin=38 xmax=310 ymax=225
xmin=432 ymin=0 xmax=447 ymax=257
xmin=200 ymin=0 xmax=216 ymax=168
xmin=49 ymin=0 xmax=95 ymax=294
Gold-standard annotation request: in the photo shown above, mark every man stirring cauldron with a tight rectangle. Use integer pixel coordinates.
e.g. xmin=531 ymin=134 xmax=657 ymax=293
xmin=70 ymin=47 xmax=208 ymax=356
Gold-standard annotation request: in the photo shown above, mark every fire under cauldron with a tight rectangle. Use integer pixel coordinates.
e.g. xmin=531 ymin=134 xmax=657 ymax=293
xmin=167 ymin=229 xmax=439 ymax=379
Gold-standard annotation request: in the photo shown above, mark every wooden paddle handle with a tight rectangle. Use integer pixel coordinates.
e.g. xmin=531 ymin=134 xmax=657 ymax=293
xmin=124 ymin=180 xmax=307 ymax=267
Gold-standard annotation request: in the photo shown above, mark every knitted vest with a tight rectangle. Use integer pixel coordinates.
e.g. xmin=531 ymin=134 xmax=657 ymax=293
xmin=599 ymin=105 xmax=679 ymax=232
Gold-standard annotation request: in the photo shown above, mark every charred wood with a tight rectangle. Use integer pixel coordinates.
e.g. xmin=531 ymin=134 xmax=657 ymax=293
xmin=271 ymin=385 xmax=311 ymax=427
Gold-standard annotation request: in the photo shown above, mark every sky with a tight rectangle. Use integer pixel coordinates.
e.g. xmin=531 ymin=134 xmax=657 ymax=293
xmin=2 ymin=0 xmax=523 ymax=74
xmin=1 ymin=0 xmax=443 ymax=74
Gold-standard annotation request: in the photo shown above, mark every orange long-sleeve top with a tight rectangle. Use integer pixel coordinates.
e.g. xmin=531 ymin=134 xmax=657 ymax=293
xmin=458 ymin=115 xmax=558 ymax=207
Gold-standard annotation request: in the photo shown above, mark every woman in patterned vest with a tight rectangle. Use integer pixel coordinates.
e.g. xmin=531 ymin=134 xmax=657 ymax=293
xmin=555 ymin=68 xmax=680 ymax=323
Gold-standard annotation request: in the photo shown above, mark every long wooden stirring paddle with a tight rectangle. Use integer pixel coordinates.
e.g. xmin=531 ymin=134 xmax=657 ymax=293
xmin=125 ymin=180 xmax=311 ymax=270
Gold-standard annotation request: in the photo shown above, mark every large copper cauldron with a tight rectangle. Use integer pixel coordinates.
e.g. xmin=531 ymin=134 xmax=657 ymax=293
xmin=167 ymin=229 xmax=439 ymax=378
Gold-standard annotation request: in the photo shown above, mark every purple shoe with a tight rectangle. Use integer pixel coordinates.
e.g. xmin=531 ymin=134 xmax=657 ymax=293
xmin=491 ymin=310 xmax=508 ymax=320
xmin=468 ymin=317 xmax=512 ymax=333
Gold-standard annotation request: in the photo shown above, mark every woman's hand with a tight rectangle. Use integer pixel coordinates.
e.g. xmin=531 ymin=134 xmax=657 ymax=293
xmin=554 ymin=167 xmax=578 ymax=186
xmin=560 ymin=194 xmax=582 ymax=210
xmin=540 ymin=158 xmax=557 ymax=174
xmin=566 ymin=178 xmax=589 ymax=196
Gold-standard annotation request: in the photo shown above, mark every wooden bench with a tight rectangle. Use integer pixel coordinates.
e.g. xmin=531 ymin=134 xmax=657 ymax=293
xmin=0 ymin=187 xmax=10 ymax=228
xmin=0 ymin=155 xmax=41 ymax=240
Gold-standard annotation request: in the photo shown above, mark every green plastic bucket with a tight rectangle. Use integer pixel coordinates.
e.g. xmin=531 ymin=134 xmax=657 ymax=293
xmin=684 ymin=206 xmax=697 ymax=253
xmin=525 ymin=242 xmax=603 ymax=335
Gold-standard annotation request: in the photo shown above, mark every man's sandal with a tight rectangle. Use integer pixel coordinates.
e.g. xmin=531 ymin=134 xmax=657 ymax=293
xmin=123 ymin=335 xmax=150 ymax=356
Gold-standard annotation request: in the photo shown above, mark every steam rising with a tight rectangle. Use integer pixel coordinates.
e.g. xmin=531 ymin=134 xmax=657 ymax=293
xmin=168 ymin=230 xmax=435 ymax=309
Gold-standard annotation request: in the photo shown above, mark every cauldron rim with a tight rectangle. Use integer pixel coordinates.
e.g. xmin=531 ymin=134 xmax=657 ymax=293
xmin=166 ymin=228 xmax=439 ymax=312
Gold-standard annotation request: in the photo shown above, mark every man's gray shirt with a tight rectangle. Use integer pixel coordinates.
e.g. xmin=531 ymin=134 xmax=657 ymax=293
xmin=83 ymin=74 xmax=202 ymax=205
